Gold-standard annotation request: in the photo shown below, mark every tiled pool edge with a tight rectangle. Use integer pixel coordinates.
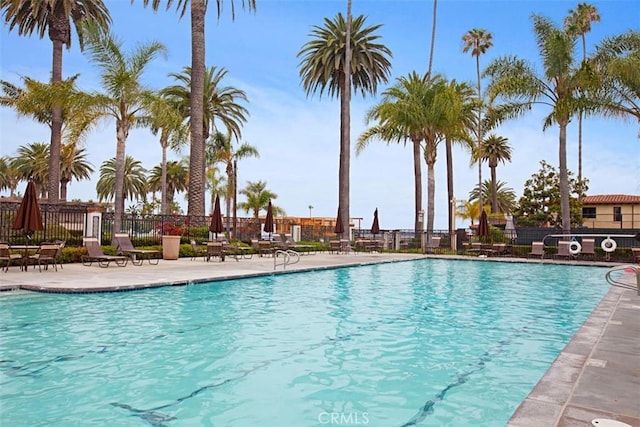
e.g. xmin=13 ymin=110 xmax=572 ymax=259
xmin=507 ymin=286 xmax=640 ymax=427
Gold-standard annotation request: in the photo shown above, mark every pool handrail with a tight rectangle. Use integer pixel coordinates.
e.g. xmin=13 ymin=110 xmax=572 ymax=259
xmin=605 ymin=264 xmax=640 ymax=295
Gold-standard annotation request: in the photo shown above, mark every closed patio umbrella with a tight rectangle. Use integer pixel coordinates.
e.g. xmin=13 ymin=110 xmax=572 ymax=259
xmin=209 ymin=194 xmax=224 ymax=239
xmin=371 ymin=208 xmax=380 ymax=237
xmin=264 ymin=200 xmax=274 ymax=239
xmin=334 ymin=206 xmax=344 ymax=237
xmin=12 ymin=181 xmax=43 ymax=240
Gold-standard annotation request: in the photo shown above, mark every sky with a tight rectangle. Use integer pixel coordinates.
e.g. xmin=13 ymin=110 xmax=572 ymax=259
xmin=1 ymin=0 xmax=639 ymax=231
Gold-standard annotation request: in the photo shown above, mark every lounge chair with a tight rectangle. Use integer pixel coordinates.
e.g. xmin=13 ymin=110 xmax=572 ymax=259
xmin=0 ymin=243 xmax=22 ymax=272
xmin=190 ymin=239 xmax=207 ymax=261
xmin=252 ymin=239 xmax=274 ymax=257
xmin=29 ymin=243 xmax=59 ymax=272
xmin=329 ymin=240 xmax=341 ymax=254
xmin=206 ymin=242 xmax=225 ymax=262
xmin=492 ymin=243 xmax=510 ymax=257
xmin=425 ymin=236 xmax=442 ymax=254
xmin=52 ymin=239 xmax=65 ymax=270
xmin=82 ymin=238 xmax=129 ymax=268
xmin=113 ymin=233 xmax=160 ymax=265
xmin=281 ymin=234 xmax=313 ymax=254
xmin=580 ymin=239 xmax=596 ymax=261
xmin=528 ymin=242 xmax=545 ymax=259
xmin=555 ymin=241 xmax=572 ymax=260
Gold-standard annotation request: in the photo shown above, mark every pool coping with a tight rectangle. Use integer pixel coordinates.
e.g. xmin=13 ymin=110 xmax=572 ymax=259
xmin=1 ymin=253 xmax=638 ymax=426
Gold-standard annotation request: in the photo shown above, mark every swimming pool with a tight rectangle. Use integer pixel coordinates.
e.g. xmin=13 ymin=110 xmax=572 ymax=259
xmin=0 ymin=259 xmax=610 ymax=426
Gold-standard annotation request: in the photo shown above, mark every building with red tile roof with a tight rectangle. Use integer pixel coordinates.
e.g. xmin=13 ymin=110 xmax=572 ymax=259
xmin=581 ymin=194 xmax=640 ymax=229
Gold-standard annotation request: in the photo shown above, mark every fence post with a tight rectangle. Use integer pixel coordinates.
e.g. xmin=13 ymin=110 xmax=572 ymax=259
xmin=85 ymin=207 xmax=103 ymax=245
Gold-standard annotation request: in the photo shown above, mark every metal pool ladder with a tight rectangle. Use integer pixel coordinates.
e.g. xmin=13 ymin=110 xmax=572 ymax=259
xmin=605 ymin=264 xmax=640 ymax=295
xmin=274 ymin=250 xmax=300 ymax=270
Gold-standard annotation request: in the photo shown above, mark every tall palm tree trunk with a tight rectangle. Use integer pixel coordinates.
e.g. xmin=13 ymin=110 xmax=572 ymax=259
xmin=445 ymin=137 xmax=454 ymax=249
xmin=48 ymin=37 xmax=64 ymax=204
xmin=161 ymin=139 xmax=168 ymax=215
xmin=233 ymin=160 xmax=238 ymax=239
xmin=490 ymin=162 xmax=498 ymax=212
xmin=188 ymin=0 xmax=206 ymax=218
xmin=113 ymin=127 xmax=127 ymax=234
xmin=558 ymin=121 xmax=571 ymax=233
xmin=339 ymin=0 xmax=352 ymax=238
xmin=412 ymin=139 xmax=423 ymax=234
xmin=426 ymin=0 xmax=437 ymax=78
xmin=475 ymin=55 xmax=483 ymax=217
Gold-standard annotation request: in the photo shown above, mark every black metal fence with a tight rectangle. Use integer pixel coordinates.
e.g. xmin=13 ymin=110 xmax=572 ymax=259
xmin=1 ymin=199 xmax=638 ymax=257
xmin=0 ymin=201 xmax=87 ymax=245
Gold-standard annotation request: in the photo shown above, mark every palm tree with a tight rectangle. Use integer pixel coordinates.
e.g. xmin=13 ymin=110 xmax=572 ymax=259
xmin=59 ymin=142 xmax=93 ymax=201
xmin=81 ymin=22 xmax=166 ymax=234
xmin=357 ymin=71 xmax=429 ymax=234
xmin=564 ymin=3 xmax=600 ymax=186
xmin=1 ymin=75 xmax=101 ymax=146
xmin=589 ymin=31 xmax=640 ymax=129
xmin=456 ymin=199 xmax=480 ymax=226
xmin=162 ymin=65 xmax=249 ymax=211
xmin=162 ymin=66 xmax=249 ymax=143
xmin=238 ymin=180 xmax=282 ymax=236
xmin=427 ymin=0 xmax=437 ymax=77
xmin=96 ymin=156 xmax=148 ymax=206
xmin=439 ymin=79 xmax=476 ymax=240
xmin=138 ymin=0 xmax=256 ymax=218
xmin=143 ymin=93 xmax=189 ymax=215
xmin=208 ymin=131 xmax=259 ymax=236
xmin=205 ymin=164 xmax=225 ymax=214
xmin=11 ymin=142 xmax=50 ymax=197
xmin=468 ymin=180 xmax=517 ymax=215
xmin=1 ymin=0 xmax=111 ymax=204
xmin=0 ymin=156 xmax=20 ymax=197
xmin=485 ymin=14 xmax=584 ymax=233
xmin=462 ymin=28 xmax=493 ymax=223
xmin=477 ymin=134 xmax=512 ymax=213
xmin=148 ymin=160 xmax=189 ymax=209
xmin=298 ymin=13 xmax=392 ymax=237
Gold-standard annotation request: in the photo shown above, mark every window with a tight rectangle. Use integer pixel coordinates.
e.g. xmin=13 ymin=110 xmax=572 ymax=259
xmin=613 ymin=206 xmax=622 ymax=222
xmin=582 ymin=207 xmax=596 ymax=218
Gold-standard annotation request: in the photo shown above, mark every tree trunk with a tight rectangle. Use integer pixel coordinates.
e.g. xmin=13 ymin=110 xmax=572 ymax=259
xmin=338 ymin=0 xmax=352 ymax=239
xmin=225 ymin=161 xmax=232 ymax=235
xmin=412 ymin=138 xmax=423 ymax=235
xmin=48 ymin=38 xmax=64 ymax=204
xmin=445 ymin=136 xmax=454 ymax=249
xmin=476 ymin=55 xmax=483 ymax=219
xmin=423 ymin=138 xmax=437 ymax=241
xmin=60 ymin=179 xmax=69 ymax=201
xmin=113 ymin=123 xmax=128 ymax=235
xmin=490 ymin=162 xmax=498 ymax=213
xmin=558 ymin=121 xmax=571 ymax=233
xmin=161 ymin=137 xmax=168 ymax=215
xmin=426 ymin=0 xmax=437 ymax=78
xmin=187 ymin=0 xmax=206 ymax=217
xmin=233 ymin=160 xmax=238 ymax=239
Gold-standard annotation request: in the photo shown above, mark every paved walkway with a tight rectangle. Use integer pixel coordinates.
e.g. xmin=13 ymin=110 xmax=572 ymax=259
xmin=1 ymin=253 xmax=638 ymax=426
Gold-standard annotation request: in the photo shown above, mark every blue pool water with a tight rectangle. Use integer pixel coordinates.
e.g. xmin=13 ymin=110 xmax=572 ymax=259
xmin=0 ymin=259 xmax=610 ymax=426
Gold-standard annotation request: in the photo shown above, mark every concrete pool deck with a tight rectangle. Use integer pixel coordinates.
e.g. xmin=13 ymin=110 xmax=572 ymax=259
xmin=1 ymin=252 xmax=638 ymax=426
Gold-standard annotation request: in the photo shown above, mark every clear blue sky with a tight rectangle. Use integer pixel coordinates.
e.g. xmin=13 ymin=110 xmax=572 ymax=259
xmin=1 ymin=0 xmax=638 ymax=229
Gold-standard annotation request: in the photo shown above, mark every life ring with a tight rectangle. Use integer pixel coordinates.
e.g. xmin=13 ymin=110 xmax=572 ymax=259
xmin=601 ymin=238 xmax=617 ymax=253
xmin=568 ymin=241 xmax=582 ymax=256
